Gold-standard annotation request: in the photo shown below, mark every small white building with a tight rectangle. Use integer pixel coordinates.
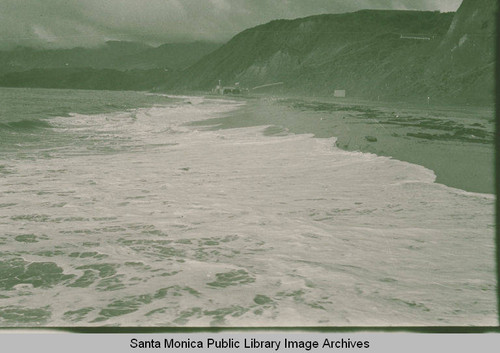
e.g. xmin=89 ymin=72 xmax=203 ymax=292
xmin=334 ymin=90 xmax=346 ymax=98
xmin=212 ymin=80 xmax=242 ymax=95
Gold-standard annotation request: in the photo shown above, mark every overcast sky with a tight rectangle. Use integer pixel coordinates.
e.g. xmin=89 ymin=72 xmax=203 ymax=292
xmin=0 ymin=0 xmax=462 ymax=49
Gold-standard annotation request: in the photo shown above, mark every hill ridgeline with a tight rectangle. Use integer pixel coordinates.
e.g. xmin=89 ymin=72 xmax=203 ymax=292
xmin=169 ymin=0 xmax=495 ymax=105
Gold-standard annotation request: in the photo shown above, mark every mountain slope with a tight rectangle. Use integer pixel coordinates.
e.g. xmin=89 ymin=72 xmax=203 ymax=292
xmin=0 ymin=41 xmax=220 ymax=74
xmin=170 ymin=10 xmax=453 ymax=96
xmin=424 ymin=0 xmax=496 ymax=103
xmin=170 ymin=0 xmax=495 ymax=105
xmin=0 ymin=0 xmax=494 ymax=104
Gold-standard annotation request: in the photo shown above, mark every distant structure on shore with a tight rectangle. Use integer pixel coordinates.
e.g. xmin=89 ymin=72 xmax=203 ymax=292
xmin=212 ymin=80 xmax=246 ymax=95
xmin=212 ymin=80 xmax=287 ymax=95
xmin=334 ymin=90 xmax=346 ymax=98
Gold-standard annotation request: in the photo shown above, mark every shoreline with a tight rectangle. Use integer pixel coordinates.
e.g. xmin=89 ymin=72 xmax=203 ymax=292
xmin=1 ymin=89 xmax=495 ymax=326
xmin=191 ymin=96 xmax=494 ymax=195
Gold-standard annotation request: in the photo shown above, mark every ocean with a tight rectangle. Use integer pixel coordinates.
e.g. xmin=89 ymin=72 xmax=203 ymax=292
xmin=0 ymin=87 xmax=495 ymax=326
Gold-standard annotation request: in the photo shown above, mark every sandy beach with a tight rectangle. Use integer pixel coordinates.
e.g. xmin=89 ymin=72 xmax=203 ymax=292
xmin=193 ymin=96 xmax=494 ymax=195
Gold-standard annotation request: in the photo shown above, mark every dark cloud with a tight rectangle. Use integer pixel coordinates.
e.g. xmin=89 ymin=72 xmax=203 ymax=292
xmin=0 ymin=0 xmax=462 ymax=48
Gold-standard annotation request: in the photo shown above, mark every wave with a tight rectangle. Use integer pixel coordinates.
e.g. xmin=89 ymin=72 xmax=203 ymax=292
xmin=0 ymin=118 xmax=52 ymax=131
xmin=0 ymin=97 xmax=495 ymax=326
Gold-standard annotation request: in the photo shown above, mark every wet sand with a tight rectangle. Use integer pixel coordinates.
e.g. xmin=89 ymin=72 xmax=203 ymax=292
xmin=192 ymin=96 xmax=494 ymax=194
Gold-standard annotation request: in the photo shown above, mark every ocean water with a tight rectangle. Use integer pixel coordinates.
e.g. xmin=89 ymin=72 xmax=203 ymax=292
xmin=0 ymin=88 xmax=495 ymax=326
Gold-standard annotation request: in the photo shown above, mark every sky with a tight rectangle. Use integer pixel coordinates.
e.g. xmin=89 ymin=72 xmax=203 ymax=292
xmin=0 ymin=0 xmax=463 ymax=49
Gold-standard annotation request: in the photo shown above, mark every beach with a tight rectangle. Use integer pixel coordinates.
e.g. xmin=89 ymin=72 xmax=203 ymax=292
xmin=193 ymin=96 xmax=494 ymax=194
xmin=0 ymin=88 xmax=495 ymax=326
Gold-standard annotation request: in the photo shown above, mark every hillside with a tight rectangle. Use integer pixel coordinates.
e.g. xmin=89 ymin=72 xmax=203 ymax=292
xmin=169 ymin=0 xmax=495 ymax=105
xmin=0 ymin=0 xmax=494 ymax=104
xmin=424 ymin=0 xmax=496 ymax=104
xmin=0 ymin=41 xmax=220 ymax=74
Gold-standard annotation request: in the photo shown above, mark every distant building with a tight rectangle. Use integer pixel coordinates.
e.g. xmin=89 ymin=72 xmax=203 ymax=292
xmin=212 ymin=80 xmax=243 ymax=95
xmin=334 ymin=90 xmax=346 ymax=98
xmin=213 ymin=80 xmax=224 ymax=94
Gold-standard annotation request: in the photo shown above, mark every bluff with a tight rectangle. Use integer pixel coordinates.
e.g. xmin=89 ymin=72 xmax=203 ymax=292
xmin=424 ymin=0 xmax=496 ymax=104
xmin=170 ymin=0 xmax=495 ymax=105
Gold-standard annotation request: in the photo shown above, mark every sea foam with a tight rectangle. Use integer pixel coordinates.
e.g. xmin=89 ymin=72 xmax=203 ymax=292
xmin=0 ymin=96 xmax=495 ymax=326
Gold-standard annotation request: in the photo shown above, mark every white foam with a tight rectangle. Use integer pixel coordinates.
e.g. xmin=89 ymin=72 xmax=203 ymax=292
xmin=0 ymin=98 xmax=495 ymax=326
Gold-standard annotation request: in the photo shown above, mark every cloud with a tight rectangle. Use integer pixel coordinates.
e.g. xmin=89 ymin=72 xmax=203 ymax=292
xmin=0 ymin=0 xmax=462 ymax=48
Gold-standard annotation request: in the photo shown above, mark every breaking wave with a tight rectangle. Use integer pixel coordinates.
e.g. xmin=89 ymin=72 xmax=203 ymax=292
xmin=0 ymin=118 xmax=52 ymax=131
